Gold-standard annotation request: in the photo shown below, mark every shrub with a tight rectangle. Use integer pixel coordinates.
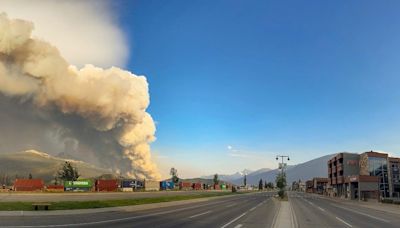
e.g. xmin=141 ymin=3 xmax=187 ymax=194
xmin=381 ymin=199 xmax=393 ymax=204
xmin=278 ymin=189 xmax=285 ymax=198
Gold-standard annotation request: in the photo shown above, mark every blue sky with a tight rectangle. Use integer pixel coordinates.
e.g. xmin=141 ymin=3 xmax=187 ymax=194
xmin=115 ymin=0 xmax=400 ymax=178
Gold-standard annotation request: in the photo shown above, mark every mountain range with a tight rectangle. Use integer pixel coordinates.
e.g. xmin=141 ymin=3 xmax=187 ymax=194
xmin=201 ymin=168 xmax=259 ymax=182
xmin=203 ymin=154 xmax=334 ymax=186
xmin=0 ymin=150 xmax=334 ymax=186
xmin=0 ymin=150 xmax=116 ymax=184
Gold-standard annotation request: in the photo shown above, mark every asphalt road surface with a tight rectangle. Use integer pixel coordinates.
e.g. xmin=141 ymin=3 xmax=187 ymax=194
xmin=290 ymin=191 xmax=400 ymax=228
xmin=2 ymin=191 xmax=400 ymax=227
xmin=0 ymin=192 xmax=278 ymax=228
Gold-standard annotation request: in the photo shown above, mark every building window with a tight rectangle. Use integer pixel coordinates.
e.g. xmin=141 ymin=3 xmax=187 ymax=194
xmin=368 ymin=157 xmax=389 ymax=198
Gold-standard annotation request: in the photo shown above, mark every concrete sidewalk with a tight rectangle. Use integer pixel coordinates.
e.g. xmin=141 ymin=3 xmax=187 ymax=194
xmin=310 ymin=193 xmax=400 ymax=215
xmin=272 ymin=199 xmax=297 ymax=228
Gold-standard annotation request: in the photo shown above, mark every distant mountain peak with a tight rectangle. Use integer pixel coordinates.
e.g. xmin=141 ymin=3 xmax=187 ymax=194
xmin=229 ymin=154 xmax=335 ymax=185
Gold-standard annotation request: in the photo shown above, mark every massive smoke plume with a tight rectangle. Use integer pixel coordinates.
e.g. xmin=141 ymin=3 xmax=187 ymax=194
xmin=0 ymin=13 xmax=160 ymax=180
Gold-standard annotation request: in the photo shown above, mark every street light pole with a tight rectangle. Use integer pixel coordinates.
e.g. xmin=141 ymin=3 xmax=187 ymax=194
xmin=276 ymin=155 xmax=290 ymax=176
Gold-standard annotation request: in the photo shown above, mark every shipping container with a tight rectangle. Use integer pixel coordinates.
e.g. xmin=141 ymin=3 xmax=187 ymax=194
xmin=167 ymin=181 xmax=175 ymax=189
xmin=160 ymin=181 xmax=175 ymax=190
xmin=121 ymin=179 xmax=143 ymax=190
xmin=214 ymin=184 xmax=221 ymax=190
xmin=192 ymin=183 xmax=202 ymax=190
xmin=64 ymin=179 xmax=93 ymax=192
xmin=220 ymin=184 xmax=227 ymax=190
xmin=160 ymin=181 xmax=167 ymax=190
xmin=46 ymin=185 xmax=64 ymax=192
xmin=179 ymin=182 xmax=192 ymax=190
xmin=144 ymin=180 xmax=159 ymax=191
xmin=14 ymin=179 xmax=44 ymax=191
xmin=95 ymin=179 xmax=118 ymax=192
xmin=203 ymin=184 xmax=211 ymax=190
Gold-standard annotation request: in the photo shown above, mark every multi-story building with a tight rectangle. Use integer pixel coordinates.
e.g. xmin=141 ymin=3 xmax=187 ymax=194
xmin=359 ymin=151 xmax=390 ymax=198
xmin=328 ymin=151 xmax=400 ymax=201
xmin=328 ymin=152 xmax=361 ymax=198
xmin=389 ymin=157 xmax=400 ymax=197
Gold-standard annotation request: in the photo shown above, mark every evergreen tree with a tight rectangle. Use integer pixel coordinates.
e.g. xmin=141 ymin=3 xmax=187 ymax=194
xmin=213 ymin=174 xmax=219 ymax=185
xmin=170 ymin=167 xmax=179 ymax=183
xmin=57 ymin=161 xmax=80 ymax=181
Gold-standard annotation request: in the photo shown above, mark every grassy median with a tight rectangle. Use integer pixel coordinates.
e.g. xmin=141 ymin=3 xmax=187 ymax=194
xmin=0 ymin=192 xmax=241 ymax=211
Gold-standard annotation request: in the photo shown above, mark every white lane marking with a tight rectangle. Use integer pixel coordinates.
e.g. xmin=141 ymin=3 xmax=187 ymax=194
xmin=335 ymin=216 xmax=352 ymax=227
xmin=234 ymin=224 xmax=243 ymax=228
xmin=226 ymin=203 xmax=237 ymax=208
xmin=220 ymin=212 xmax=247 ymax=228
xmin=306 ymin=200 xmax=314 ymax=206
xmin=317 ymin=206 xmax=325 ymax=212
xmin=189 ymin=210 xmax=212 ymax=219
xmin=330 ymin=203 xmax=390 ymax=223
xmin=248 ymin=200 xmax=265 ymax=212
xmin=3 ymin=194 xmax=261 ymax=227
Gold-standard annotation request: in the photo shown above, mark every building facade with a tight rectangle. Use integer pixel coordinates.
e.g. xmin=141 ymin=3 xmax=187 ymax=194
xmin=328 ymin=151 xmax=400 ymax=200
xmin=328 ymin=152 xmax=361 ymax=198
xmin=312 ymin=177 xmax=328 ymax=194
xmin=388 ymin=157 xmax=400 ymax=197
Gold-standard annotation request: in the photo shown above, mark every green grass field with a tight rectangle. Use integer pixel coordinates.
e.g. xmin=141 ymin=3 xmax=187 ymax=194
xmin=0 ymin=192 xmax=241 ymax=211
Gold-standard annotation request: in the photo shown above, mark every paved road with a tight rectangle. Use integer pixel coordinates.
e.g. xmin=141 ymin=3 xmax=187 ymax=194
xmin=0 ymin=192 xmax=278 ymax=228
xmin=290 ymin=191 xmax=400 ymax=228
xmin=0 ymin=191 xmax=236 ymax=202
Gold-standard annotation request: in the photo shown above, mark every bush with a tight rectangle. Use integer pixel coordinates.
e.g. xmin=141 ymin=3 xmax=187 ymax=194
xmin=278 ymin=189 xmax=285 ymax=198
xmin=381 ymin=199 xmax=393 ymax=204
xmin=393 ymin=200 xmax=400 ymax=205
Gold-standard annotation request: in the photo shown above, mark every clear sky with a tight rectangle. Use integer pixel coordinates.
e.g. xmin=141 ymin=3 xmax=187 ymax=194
xmin=115 ymin=0 xmax=400 ymax=178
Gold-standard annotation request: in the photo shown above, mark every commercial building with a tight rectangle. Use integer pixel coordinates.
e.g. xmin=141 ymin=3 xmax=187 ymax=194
xmin=312 ymin=177 xmax=328 ymax=194
xmin=292 ymin=179 xmax=311 ymax=192
xmin=328 ymin=151 xmax=400 ymax=200
xmin=305 ymin=180 xmax=313 ymax=193
xmin=389 ymin=157 xmax=400 ymax=197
